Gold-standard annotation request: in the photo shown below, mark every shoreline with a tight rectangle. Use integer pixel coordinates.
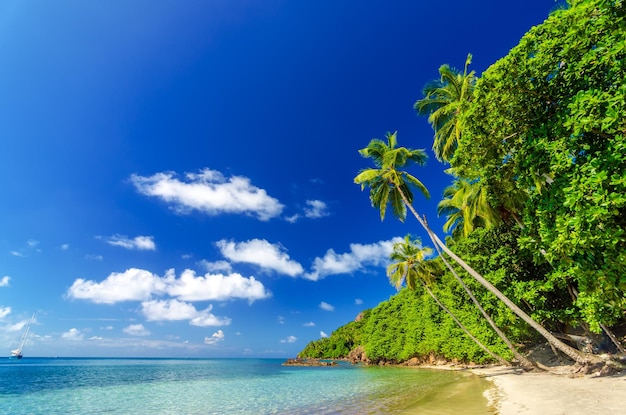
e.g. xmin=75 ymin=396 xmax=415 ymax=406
xmin=287 ymin=358 xmax=626 ymax=413
xmin=469 ymin=365 xmax=626 ymax=414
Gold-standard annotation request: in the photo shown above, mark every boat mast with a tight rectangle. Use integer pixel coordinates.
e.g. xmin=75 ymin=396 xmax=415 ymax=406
xmin=11 ymin=312 xmax=36 ymax=358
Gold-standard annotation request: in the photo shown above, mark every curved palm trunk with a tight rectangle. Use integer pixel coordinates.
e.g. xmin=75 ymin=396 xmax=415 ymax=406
xmin=569 ymin=287 xmax=625 ymax=354
xmin=420 ymin=281 xmax=509 ymax=366
xmin=397 ymin=188 xmax=590 ymax=365
xmin=428 ymin=233 xmax=535 ymax=368
xmin=600 ymin=323 xmax=626 ymax=354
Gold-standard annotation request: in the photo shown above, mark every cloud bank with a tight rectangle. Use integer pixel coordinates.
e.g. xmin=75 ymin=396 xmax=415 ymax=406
xmin=213 ymin=237 xmax=400 ymax=281
xmin=66 ymin=268 xmax=270 ymax=327
xmin=304 ymin=237 xmax=402 ymax=281
xmin=67 ymin=268 xmax=270 ymax=305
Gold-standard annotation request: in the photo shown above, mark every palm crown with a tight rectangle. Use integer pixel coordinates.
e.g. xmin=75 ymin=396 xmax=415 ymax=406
xmin=387 ymin=235 xmax=442 ymax=290
xmin=354 ymin=131 xmax=430 ymax=222
xmin=437 ymin=176 xmax=500 ymax=238
xmin=414 ymin=54 xmax=476 ymax=162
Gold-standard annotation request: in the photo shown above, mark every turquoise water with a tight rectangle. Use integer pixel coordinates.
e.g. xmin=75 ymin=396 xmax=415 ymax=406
xmin=0 ymin=358 xmax=490 ymax=414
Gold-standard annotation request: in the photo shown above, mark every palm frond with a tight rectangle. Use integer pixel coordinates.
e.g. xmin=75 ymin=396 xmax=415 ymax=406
xmin=404 ymin=173 xmax=430 ymax=199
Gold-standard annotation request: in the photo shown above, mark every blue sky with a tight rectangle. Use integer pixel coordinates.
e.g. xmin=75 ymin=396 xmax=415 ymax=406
xmin=0 ymin=1 xmax=558 ymax=358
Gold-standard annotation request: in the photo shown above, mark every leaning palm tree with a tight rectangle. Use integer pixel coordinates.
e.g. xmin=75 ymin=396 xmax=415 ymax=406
xmin=400 ymin=184 xmax=532 ymax=367
xmin=387 ymin=234 xmax=509 ymax=365
xmin=415 ymin=53 xmax=476 ymax=162
xmin=354 ymin=132 xmax=591 ymax=365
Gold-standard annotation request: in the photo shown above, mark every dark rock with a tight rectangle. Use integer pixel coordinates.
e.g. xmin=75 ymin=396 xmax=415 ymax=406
xmin=282 ymin=358 xmax=338 ymax=367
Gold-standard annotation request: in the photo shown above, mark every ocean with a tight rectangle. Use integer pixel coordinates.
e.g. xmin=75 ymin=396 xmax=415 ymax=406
xmin=0 ymin=358 xmax=491 ymax=414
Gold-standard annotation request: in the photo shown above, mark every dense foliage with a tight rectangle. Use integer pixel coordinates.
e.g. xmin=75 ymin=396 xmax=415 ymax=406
xmin=457 ymin=0 xmax=626 ymax=331
xmin=300 ymin=288 xmax=512 ymax=364
xmin=300 ymin=226 xmax=547 ymax=364
xmin=299 ymin=0 xmax=625 ymax=364
xmin=299 ymin=312 xmax=367 ymax=359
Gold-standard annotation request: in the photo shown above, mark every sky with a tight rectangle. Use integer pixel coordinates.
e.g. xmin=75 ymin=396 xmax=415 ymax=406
xmin=0 ymin=0 xmax=560 ymax=358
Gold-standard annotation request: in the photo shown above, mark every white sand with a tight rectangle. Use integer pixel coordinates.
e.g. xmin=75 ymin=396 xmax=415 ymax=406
xmin=472 ymin=366 xmax=626 ymax=414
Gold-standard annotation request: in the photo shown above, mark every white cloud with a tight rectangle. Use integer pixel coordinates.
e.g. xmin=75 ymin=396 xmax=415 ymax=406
xmin=280 ymin=335 xmax=297 ymax=344
xmin=0 ymin=306 xmax=11 ymax=319
xmin=141 ymin=299 xmax=199 ymax=321
xmin=319 ymin=302 xmax=334 ymax=311
xmin=0 ymin=276 xmax=10 ymax=287
xmin=6 ymin=321 xmax=26 ymax=332
xmin=198 ymin=259 xmax=232 ymax=274
xmin=304 ymin=200 xmax=329 ymax=219
xmin=204 ymin=329 xmax=225 ymax=345
xmin=165 ymin=269 xmax=271 ymax=302
xmin=141 ymin=299 xmax=231 ymax=327
xmin=85 ymin=254 xmax=103 ymax=261
xmin=216 ymin=239 xmax=303 ymax=277
xmin=303 ymin=321 xmax=315 ymax=327
xmin=190 ymin=310 xmax=232 ymax=327
xmin=67 ymin=268 xmax=163 ymax=304
xmin=27 ymin=239 xmax=39 ymax=248
xmin=355 ymin=298 xmax=363 ymax=305
xmin=103 ymin=235 xmax=156 ymax=251
xmin=123 ymin=324 xmax=150 ymax=336
xmin=278 ymin=316 xmax=285 ymax=325
xmin=89 ymin=336 xmax=104 ymax=341
xmin=285 ymin=214 xmax=300 ymax=223
xmin=285 ymin=200 xmax=330 ymax=223
xmin=67 ymin=268 xmax=270 ymax=305
xmin=62 ymin=328 xmax=84 ymax=341
xmin=9 ymin=251 xmax=24 ymax=257
xmin=130 ymin=169 xmax=284 ymax=221
xmin=61 ymin=244 xmax=70 ymax=250
xmin=320 ymin=331 xmax=328 ymax=338
xmin=304 ymin=238 xmax=402 ymax=281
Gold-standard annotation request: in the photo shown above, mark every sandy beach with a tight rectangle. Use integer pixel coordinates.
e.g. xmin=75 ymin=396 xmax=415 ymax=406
xmin=472 ymin=366 xmax=626 ymax=414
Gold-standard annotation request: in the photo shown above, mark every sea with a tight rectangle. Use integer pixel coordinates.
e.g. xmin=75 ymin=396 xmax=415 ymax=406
xmin=0 ymin=358 xmax=492 ymax=414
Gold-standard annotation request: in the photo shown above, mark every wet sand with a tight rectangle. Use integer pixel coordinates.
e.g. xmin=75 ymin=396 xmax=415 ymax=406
xmin=397 ymin=368 xmax=492 ymax=414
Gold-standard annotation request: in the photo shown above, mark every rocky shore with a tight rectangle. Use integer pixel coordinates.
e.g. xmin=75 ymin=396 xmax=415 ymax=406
xmin=282 ymin=358 xmax=338 ymax=367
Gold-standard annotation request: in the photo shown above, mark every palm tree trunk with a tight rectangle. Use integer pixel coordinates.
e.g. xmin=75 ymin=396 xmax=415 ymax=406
xmin=569 ymin=285 xmax=624 ymax=354
xmin=599 ymin=323 xmax=626 ymax=354
xmin=420 ymin=281 xmax=510 ymax=366
xmin=429 ymin=233 xmax=535 ymax=368
xmin=396 ymin=188 xmax=591 ymax=365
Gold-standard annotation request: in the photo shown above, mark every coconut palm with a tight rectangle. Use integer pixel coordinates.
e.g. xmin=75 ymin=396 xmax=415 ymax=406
xmin=393 ymin=217 xmax=532 ymax=366
xmin=438 ymin=177 xmax=501 ymax=238
xmin=354 ymin=131 xmax=429 ymax=222
xmin=415 ymin=54 xmax=476 ymax=162
xmin=387 ymin=234 xmax=509 ymax=365
xmin=355 ymin=133 xmax=591 ymax=365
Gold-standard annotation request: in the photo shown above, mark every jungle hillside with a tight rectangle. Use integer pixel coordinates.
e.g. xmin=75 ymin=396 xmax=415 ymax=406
xmin=298 ymin=0 xmax=626 ymax=367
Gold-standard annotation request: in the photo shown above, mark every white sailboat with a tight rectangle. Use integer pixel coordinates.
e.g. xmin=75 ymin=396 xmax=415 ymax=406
xmin=10 ymin=312 xmax=36 ymax=359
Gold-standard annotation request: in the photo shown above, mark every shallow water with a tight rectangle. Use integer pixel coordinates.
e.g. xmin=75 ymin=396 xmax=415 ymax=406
xmin=0 ymin=358 xmax=491 ymax=414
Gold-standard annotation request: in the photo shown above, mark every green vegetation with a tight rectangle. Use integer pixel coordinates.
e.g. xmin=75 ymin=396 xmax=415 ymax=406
xmin=457 ymin=0 xmax=626 ymax=333
xmin=299 ymin=0 xmax=625 ymax=365
xmin=300 ymin=288 xmax=510 ymax=364
xmin=299 ymin=312 xmax=367 ymax=359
